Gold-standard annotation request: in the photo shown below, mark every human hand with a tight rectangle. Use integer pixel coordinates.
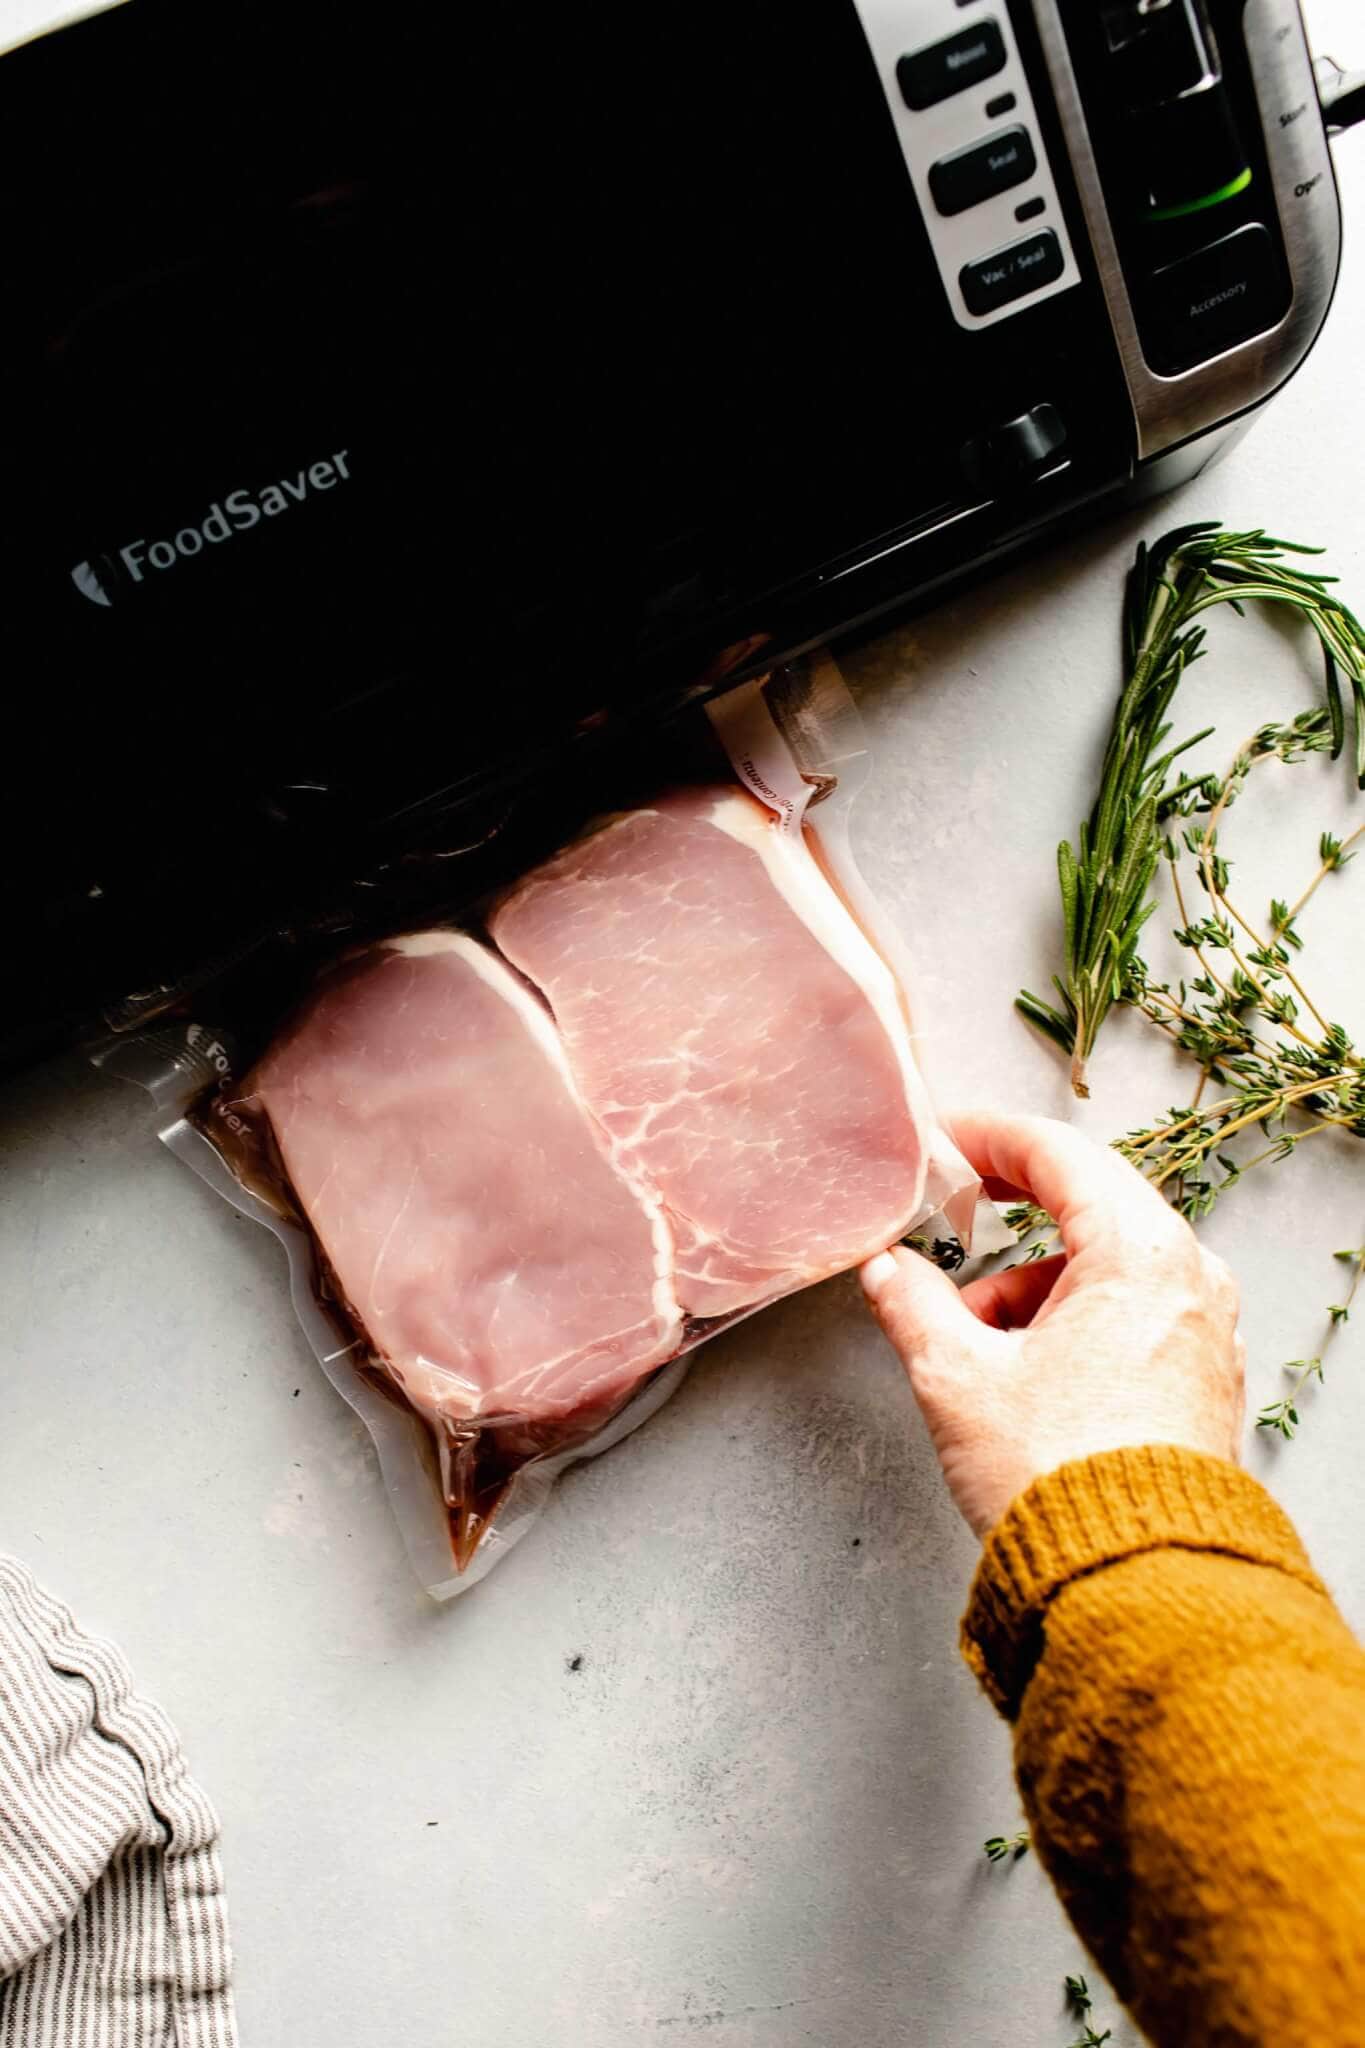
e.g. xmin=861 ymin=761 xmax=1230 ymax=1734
xmin=861 ymin=1111 xmax=1245 ymax=1537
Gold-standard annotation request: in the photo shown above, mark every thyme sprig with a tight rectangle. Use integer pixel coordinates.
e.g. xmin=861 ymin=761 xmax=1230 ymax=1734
xmin=1064 ymin=1974 xmax=1113 ymax=2047
xmin=983 ymin=1829 xmax=1030 ymax=1864
xmin=1006 ymin=523 xmax=1364 ymax=1441
xmin=1110 ymin=729 xmax=1365 ymax=1224
xmin=1257 ymin=1245 xmax=1364 ymax=1438
xmin=1018 ymin=524 xmax=1365 ymax=1096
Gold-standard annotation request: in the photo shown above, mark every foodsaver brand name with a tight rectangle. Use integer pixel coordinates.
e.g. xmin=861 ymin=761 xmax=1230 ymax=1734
xmin=71 ymin=449 xmax=351 ymax=603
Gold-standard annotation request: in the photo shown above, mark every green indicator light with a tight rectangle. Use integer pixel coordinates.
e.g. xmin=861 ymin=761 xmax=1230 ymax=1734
xmin=1147 ymin=166 xmax=1253 ymax=223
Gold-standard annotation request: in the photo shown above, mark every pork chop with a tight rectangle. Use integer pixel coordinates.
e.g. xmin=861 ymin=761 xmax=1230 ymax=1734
xmin=490 ymin=787 xmax=927 ymax=1318
xmin=243 ymin=932 xmax=683 ymax=1424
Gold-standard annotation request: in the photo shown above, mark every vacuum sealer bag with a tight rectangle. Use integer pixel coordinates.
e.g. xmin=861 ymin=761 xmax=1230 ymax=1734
xmin=96 ymin=655 xmax=976 ymax=1595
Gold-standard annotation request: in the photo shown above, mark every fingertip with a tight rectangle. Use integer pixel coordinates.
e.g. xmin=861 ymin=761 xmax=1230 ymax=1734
xmin=860 ymin=1249 xmax=902 ymax=1304
xmin=860 ymin=1239 xmax=969 ymax=1349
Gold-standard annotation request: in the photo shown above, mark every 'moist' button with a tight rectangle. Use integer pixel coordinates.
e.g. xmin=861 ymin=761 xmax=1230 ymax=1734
xmin=897 ymin=20 xmax=1006 ymax=110
xmin=960 ymin=229 xmax=1064 ymax=315
xmin=931 ymin=126 xmax=1036 ymax=217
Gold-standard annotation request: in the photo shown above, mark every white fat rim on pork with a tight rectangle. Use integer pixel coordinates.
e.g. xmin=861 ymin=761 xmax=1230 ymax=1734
xmin=384 ymin=931 xmax=685 ymax=1353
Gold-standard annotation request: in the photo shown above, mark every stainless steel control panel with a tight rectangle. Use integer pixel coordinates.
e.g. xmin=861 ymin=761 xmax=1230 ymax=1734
xmin=850 ymin=0 xmax=1081 ymax=329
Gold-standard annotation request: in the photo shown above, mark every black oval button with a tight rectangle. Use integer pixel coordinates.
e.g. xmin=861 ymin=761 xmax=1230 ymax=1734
xmin=930 ymin=126 xmax=1036 ymax=217
xmin=960 ymin=229 xmax=1064 ymax=315
xmin=897 ymin=20 xmax=1006 ymax=110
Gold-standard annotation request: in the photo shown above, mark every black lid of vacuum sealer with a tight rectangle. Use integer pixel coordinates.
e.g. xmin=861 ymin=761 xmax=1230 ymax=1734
xmin=0 ymin=0 xmax=1131 ymax=1065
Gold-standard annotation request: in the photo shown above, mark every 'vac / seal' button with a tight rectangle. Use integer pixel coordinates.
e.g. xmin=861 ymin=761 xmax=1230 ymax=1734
xmin=960 ymin=228 xmax=1064 ymax=315
xmin=930 ymin=126 xmax=1036 ymax=216
xmin=1142 ymin=222 xmax=1284 ymax=374
xmin=897 ymin=20 xmax=1006 ymax=110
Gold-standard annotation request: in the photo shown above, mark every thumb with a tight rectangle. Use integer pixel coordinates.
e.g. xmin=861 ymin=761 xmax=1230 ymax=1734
xmin=860 ymin=1245 xmax=973 ymax=1367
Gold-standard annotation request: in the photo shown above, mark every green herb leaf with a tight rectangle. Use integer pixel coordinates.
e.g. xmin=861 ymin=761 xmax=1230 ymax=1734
xmin=1015 ymin=991 xmax=1077 ymax=1057
xmin=1015 ymin=522 xmax=1364 ymax=1470
xmin=983 ymin=1830 xmax=1030 ymax=1864
xmin=1324 ymin=645 xmax=1346 ymax=758
xmin=1020 ymin=524 xmax=1365 ymax=1092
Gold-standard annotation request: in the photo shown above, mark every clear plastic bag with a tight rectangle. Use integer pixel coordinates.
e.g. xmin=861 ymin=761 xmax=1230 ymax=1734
xmin=96 ymin=653 xmax=976 ymax=1594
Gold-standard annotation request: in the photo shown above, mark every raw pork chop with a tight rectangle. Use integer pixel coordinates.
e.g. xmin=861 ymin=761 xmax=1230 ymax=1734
xmin=244 ymin=933 xmax=682 ymax=1423
xmin=490 ymin=787 xmax=927 ymax=1318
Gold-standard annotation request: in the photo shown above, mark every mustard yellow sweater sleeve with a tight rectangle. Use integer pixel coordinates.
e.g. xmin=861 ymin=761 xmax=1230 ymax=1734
xmin=961 ymin=1445 xmax=1365 ymax=2047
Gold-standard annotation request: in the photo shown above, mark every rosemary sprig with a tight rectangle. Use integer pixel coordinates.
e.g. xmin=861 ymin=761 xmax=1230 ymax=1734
xmin=1018 ymin=524 xmax=1365 ymax=1096
xmin=1005 ymin=527 xmax=1364 ymax=1446
xmin=1041 ymin=756 xmax=1364 ymax=1439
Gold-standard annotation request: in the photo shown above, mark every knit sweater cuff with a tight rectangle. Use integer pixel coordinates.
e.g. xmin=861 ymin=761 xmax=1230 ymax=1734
xmin=961 ymin=1444 xmax=1324 ymax=1719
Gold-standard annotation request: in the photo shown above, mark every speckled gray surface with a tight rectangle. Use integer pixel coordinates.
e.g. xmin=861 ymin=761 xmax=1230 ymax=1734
xmin=2 ymin=4 xmax=1364 ymax=2042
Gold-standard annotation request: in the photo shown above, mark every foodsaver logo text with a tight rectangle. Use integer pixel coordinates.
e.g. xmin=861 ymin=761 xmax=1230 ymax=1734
xmin=70 ymin=448 xmax=351 ymax=605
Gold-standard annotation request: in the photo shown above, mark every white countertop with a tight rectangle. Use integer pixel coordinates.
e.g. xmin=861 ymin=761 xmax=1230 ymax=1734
xmin=3 ymin=5 xmax=1364 ymax=2042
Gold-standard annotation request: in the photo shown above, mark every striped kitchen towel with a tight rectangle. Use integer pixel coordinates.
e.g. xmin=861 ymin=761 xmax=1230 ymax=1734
xmin=0 ymin=1555 xmax=237 ymax=2047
